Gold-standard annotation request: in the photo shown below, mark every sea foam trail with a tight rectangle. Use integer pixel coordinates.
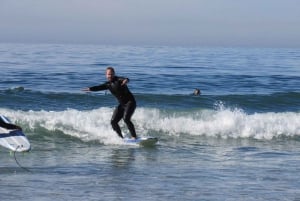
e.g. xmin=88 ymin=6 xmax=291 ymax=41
xmin=1 ymin=107 xmax=300 ymax=143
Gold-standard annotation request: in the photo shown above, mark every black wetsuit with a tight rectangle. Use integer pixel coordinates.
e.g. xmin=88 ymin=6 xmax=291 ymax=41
xmin=0 ymin=116 xmax=21 ymax=130
xmin=89 ymin=76 xmax=137 ymax=138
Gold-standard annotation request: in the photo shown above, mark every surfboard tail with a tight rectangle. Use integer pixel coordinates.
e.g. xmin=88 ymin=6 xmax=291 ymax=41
xmin=0 ymin=115 xmax=31 ymax=152
xmin=124 ymin=137 xmax=158 ymax=146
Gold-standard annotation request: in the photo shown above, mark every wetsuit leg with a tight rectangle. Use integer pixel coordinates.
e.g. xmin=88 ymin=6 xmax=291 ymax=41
xmin=111 ymin=105 xmax=124 ymax=138
xmin=123 ymin=101 xmax=137 ymax=138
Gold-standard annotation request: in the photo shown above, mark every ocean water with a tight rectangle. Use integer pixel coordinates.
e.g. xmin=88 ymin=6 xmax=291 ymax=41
xmin=0 ymin=43 xmax=300 ymax=201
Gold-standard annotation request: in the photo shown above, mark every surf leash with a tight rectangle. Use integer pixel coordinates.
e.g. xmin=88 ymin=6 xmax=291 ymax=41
xmin=13 ymin=146 xmax=31 ymax=172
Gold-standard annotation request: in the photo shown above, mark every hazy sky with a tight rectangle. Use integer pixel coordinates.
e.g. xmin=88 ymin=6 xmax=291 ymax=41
xmin=1 ymin=0 xmax=299 ymax=47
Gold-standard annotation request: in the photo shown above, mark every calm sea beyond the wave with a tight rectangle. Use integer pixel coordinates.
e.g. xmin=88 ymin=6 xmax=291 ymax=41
xmin=1 ymin=43 xmax=300 ymax=201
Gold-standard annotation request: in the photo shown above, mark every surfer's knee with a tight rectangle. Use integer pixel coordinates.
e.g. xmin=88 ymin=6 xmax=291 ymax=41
xmin=123 ymin=117 xmax=132 ymax=125
xmin=111 ymin=119 xmax=117 ymax=127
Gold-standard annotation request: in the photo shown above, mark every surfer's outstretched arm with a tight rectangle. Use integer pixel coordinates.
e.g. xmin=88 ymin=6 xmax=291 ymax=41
xmin=82 ymin=87 xmax=91 ymax=92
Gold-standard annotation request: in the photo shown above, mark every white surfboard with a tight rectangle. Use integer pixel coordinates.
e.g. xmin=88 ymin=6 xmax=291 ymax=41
xmin=123 ymin=137 xmax=158 ymax=146
xmin=0 ymin=115 xmax=31 ymax=152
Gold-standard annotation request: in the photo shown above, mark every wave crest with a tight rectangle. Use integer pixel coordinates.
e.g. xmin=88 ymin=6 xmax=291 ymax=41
xmin=1 ymin=106 xmax=299 ymax=143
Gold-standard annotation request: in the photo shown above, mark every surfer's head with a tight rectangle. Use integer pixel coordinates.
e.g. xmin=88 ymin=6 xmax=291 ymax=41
xmin=193 ymin=88 xmax=200 ymax=96
xmin=106 ymin=66 xmax=115 ymax=81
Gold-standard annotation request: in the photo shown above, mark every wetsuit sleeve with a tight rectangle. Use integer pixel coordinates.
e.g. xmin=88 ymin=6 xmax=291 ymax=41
xmin=0 ymin=120 xmax=21 ymax=130
xmin=89 ymin=83 xmax=108 ymax=91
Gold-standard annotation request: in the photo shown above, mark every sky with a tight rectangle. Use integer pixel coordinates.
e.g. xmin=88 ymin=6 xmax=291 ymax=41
xmin=0 ymin=0 xmax=300 ymax=47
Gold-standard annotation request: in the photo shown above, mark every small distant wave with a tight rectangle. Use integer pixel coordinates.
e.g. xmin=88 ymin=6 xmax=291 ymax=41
xmin=214 ymin=92 xmax=300 ymax=113
xmin=1 ymin=88 xmax=299 ymax=112
xmin=4 ymin=86 xmax=25 ymax=93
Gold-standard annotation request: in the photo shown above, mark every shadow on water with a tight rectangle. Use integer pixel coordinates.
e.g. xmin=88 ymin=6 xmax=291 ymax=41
xmin=110 ymin=148 xmax=136 ymax=169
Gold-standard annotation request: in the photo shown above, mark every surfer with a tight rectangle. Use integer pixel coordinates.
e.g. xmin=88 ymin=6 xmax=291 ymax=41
xmin=0 ymin=115 xmax=22 ymax=130
xmin=193 ymin=88 xmax=201 ymax=96
xmin=82 ymin=67 xmax=137 ymax=139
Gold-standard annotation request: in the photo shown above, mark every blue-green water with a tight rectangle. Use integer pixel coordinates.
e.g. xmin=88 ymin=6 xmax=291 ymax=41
xmin=1 ymin=43 xmax=300 ymax=200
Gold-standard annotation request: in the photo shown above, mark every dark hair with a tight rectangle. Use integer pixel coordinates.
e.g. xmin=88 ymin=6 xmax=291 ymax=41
xmin=106 ymin=66 xmax=115 ymax=74
xmin=193 ymin=88 xmax=200 ymax=95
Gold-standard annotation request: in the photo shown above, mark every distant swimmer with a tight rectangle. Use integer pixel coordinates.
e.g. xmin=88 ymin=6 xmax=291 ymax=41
xmin=193 ymin=88 xmax=201 ymax=96
xmin=82 ymin=67 xmax=137 ymax=139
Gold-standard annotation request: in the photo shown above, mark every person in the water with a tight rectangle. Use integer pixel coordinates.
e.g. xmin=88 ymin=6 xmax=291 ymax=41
xmin=0 ymin=115 xmax=22 ymax=130
xmin=82 ymin=67 xmax=137 ymax=139
xmin=193 ymin=88 xmax=201 ymax=96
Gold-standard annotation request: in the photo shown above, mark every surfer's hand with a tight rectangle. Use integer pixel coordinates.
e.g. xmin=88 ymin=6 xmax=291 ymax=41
xmin=121 ymin=79 xmax=128 ymax=86
xmin=82 ymin=88 xmax=90 ymax=92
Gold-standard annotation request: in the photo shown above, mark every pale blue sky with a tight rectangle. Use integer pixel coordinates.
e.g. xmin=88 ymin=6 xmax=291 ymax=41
xmin=1 ymin=0 xmax=299 ymax=47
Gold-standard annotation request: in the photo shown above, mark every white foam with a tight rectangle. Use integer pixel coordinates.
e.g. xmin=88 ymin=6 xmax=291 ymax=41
xmin=1 ymin=107 xmax=300 ymax=142
xmin=0 ymin=108 xmax=123 ymax=145
xmin=134 ymin=107 xmax=300 ymax=140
